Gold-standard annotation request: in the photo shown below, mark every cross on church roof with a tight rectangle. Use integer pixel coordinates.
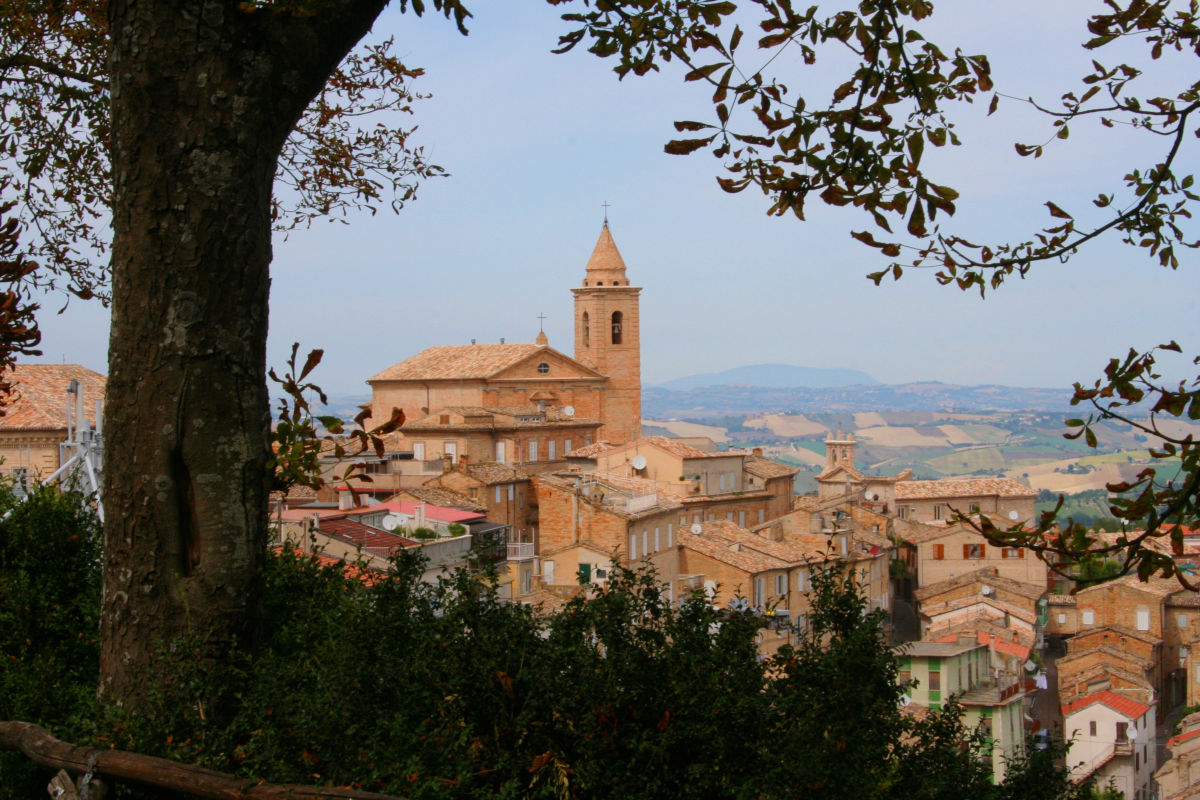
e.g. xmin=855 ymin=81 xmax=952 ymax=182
xmin=537 ymin=312 xmax=547 ymax=332
xmin=601 ymin=200 xmax=611 ymax=224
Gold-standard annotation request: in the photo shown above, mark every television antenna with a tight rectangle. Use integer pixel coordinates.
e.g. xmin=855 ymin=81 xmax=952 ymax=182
xmin=39 ymin=380 xmax=104 ymax=522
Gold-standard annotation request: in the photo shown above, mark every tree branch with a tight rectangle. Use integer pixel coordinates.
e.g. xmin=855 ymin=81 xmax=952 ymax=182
xmin=0 ymin=721 xmax=408 ymax=800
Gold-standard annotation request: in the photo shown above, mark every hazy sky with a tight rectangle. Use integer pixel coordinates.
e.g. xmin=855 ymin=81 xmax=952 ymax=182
xmin=35 ymin=2 xmax=1200 ymax=397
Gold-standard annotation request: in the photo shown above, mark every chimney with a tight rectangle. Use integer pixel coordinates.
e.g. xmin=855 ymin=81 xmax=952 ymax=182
xmin=442 ymin=454 xmax=453 ymax=474
xmin=457 ymin=453 xmax=470 ymax=472
xmin=752 ymin=447 xmax=763 ymax=457
xmin=338 ymin=489 xmax=354 ymax=511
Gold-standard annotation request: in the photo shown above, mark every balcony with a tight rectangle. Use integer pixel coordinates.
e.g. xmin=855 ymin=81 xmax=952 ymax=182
xmin=507 ymin=542 xmax=536 ymax=561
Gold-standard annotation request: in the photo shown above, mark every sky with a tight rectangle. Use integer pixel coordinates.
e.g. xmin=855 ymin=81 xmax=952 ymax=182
xmin=33 ymin=1 xmax=1200 ymax=398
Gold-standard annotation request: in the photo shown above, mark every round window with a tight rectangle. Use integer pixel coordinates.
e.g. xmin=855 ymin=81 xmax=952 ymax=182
xmin=537 ymin=362 xmax=550 ymax=374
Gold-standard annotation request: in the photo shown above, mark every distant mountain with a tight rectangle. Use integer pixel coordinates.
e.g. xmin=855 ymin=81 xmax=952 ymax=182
xmin=643 ymin=382 xmax=1076 ymax=417
xmin=657 ymin=363 xmax=880 ymax=391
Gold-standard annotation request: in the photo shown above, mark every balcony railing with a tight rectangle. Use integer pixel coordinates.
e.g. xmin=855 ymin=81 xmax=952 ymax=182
xmin=507 ymin=542 xmax=536 ymax=561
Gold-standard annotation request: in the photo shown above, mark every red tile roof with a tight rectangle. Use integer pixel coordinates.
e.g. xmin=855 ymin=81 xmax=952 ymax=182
xmin=1167 ymin=727 xmax=1200 ymax=748
xmin=318 ymin=517 xmax=418 ymax=553
xmin=1060 ymin=689 xmax=1151 ymax=720
xmin=0 ymin=364 xmax=106 ymax=430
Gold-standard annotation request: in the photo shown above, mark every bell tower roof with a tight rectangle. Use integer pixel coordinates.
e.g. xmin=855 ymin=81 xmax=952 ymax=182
xmin=582 ymin=223 xmax=629 ymax=287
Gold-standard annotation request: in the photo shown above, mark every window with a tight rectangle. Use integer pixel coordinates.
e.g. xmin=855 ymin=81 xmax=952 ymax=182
xmin=413 ymin=441 xmax=426 ymax=460
xmin=970 ymin=504 xmax=981 ymax=514
xmin=642 ymin=529 xmax=648 ymax=557
xmin=775 ymin=574 xmax=786 ymax=596
xmin=1057 ymin=613 xmax=1067 ymax=624
xmin=1180 ymin=614 xmax=1188 ymax=629
xmin=548 ymin=440 xmax=557 ymax=460
xmin=759 ymin=509 xmax=765 ymax=523
xmin=495 ymin=485 xmax=502 ymax=503
xmin=1136 ymin=609 xmax=1151 ymax=631
xmin=898 ymin=506 xmax=907 ymax=520
xmin=797 ymin=569 xmax=808 ymax=592
xmin=726 ymin=512 xmax=733 ymax=521
xmin=667 ymin=525 xmax=673 ymax=547
xmin=1082 ymin=609 xmax=1095 ymax=626
xmin=507 ymin=484 xmax=514 ymax=501
xmin=444 ymin=441 xmax=457 ymax=464
xmin=964 ymin=543 xmax=984 ymax=559
xmin=933 ymin=504 xmax=942 ymax=521
xmin=928 ymin=671 xmax=940 ymax=691
xmin=537 ymin=362 xmax=550 ymax=374
xmin=654 ymin=527 xmax=660 ymax=552
xmin=529 ymin=440 xmax=538 ymax=462
xmin=932 ymin=544 xmax=945 ymax=560
xmin=754 ymin=577 xmax=765 ymax=607
xmin=581 ymin=312 xmax=590 ymax=347
xmin=739 ymin=511 xmax=746 ymax=526
xmin=1116 ymin=722 xmax=1128 ymax=742
xmin=718 ymin=473 xmax=727 ymax=492
xmin=1002 ymin=546 xmax=1023 ymax=559
xmin=1089 ymin=720 xmax=1097 ymax=737
xmin=611 ymin=311 xmax=623 ymax=344
xmin=630 ymin=535 xmax=638 ymax=560
xmin=564 ymin=439 xmax=572 ymax=455
xmin=496 ymin=441 xmax=506 ymax=463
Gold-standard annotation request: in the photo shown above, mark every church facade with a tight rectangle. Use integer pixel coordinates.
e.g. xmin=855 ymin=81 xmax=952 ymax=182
xmin=366 ymin=224 xmax=643 ymax=467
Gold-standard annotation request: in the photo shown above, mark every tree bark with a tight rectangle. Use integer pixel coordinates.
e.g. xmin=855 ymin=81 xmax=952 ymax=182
xmin=102 ymin=0 xmax=388 ymax=713
xmin=0 ymin=721 xmax=406 ymax=799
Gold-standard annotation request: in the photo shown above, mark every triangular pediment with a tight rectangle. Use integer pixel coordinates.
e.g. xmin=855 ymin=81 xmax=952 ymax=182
xmin=488 ymin=345 xmax=606 ymax=382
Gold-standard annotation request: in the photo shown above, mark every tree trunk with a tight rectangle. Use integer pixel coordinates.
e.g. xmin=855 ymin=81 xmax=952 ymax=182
xmin=102 ymin=0 xmax=388 ymax=714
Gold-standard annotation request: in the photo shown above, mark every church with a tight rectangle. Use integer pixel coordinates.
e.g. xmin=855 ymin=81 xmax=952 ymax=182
xmin=365 ymin=223 xmax=643 ymax=470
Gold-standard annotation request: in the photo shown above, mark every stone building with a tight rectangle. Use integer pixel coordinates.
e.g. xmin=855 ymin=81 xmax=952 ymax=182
xmin=366 ymin=223 xmax=643 ymax=458
xmin=0 ymin=364 xmax=106 ymax=483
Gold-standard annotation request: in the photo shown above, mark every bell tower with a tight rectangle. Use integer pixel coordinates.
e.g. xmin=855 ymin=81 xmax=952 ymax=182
xmin=573 ymin=223 xmax=641 ymax=445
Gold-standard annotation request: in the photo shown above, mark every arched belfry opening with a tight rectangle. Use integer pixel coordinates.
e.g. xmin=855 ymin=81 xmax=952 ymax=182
xmin=582 ymin=311 xmax=590 ymax=348
xmin=611 ymin=311 xmax=623 ymax=345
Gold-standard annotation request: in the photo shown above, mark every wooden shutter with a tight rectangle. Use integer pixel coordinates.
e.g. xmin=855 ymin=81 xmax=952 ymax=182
xmin=933 ymin=544 xmax=944 ymax=560
xmin=962 ymin=543 xmax=970 ymax=559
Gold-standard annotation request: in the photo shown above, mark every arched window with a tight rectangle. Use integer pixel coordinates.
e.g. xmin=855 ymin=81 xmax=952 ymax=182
xmin=581 ymin=312 xmax=590 ymax=347
xmin=611 ymin=311 xmax=623 ymax=344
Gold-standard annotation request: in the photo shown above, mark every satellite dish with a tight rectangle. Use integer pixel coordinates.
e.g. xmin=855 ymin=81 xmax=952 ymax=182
xmin=562 ymin=405 xmax=575 ymax=417
xmin=1128 ymin=728 xmax=1138 ymax=740
xmin=981 ymin=585 xmax=994 ymax=597
xmin=631 ymin=454 xmax=648 ymax=470
xmin=899 ymin=694 xmax=912 ymax=707
xmin=382 ymin=513 xmax=403 ymax=530
xmin=1024 ymin=659 xmax=1037 ymax=672
xmin=1008 ymin=510 xmax=1019 ymax=521
xmin=866 ymin=492 xmax=877 ymax=501
xmin=690 ymin=523 xmax=703 ymax=535
xmin=729 ymin=597 xmax=749 ymax=612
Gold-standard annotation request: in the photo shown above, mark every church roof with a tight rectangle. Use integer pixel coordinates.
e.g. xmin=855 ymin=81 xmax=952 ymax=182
xmin=0 ymin=364 xmax=106 ymax=431
xmin=582 ymin=223 xmax=630 ymax=286
xmin=369 ymin=343 xmax=543 ymax=382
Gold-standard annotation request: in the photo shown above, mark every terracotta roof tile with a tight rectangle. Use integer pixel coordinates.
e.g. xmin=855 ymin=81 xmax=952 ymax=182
xmin=0 ymin=364 xmax=106 ymax=430
xmin=605 ymin=436 xmax=731 ymax=461
xmin=1061 ymin=689 xmax=1150 ymax=720
xmin=464 ymin=462 xmax=530 ymax=485
xmin=369 ymin=344 xmax=543 ymax=382
xmin=913 ymin=568 xmax=1046 ymax=602
xmin=743 ymin=454 xmax=800 ymax=479
xmin=318 ymin=516 xmax=417 ymax=553
xmin=395 ymin=486 xmax=485 ymax=513
xmin=566 ymin=440 xmax=616 ymax=458
xmin=894 ymin=477 xmax=1035 ymax=500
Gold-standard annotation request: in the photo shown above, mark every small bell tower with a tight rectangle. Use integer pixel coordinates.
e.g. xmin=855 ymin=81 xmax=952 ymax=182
xmin=573 ymin=222 xmax=641 ymax=444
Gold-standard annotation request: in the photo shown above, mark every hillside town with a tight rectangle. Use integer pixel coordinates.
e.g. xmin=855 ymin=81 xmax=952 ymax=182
xmin=5 ymin=224 xmax=1200 ymax=799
